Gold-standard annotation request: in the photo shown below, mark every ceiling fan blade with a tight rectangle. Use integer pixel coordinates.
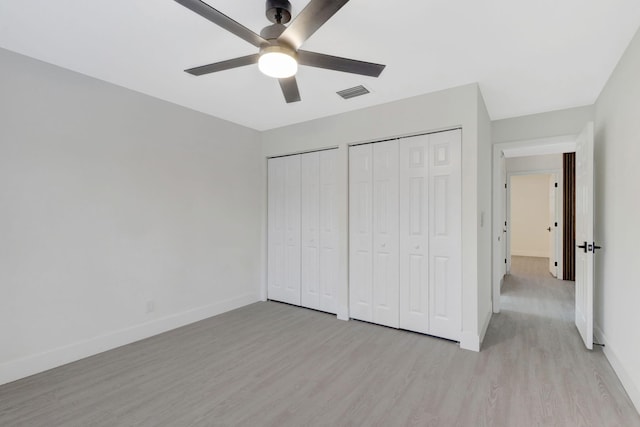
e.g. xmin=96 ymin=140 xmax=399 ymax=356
xmin=185 ymin=54 xmax=260 ymax=76
xmin=297 ymin=50 xmax=385 ymax=77
xmin=278 ymin=0 xmax=350 ymax=50
xmin=278 ymin=77 xmax=301 ymax=103
xmin=174 ymin=0 xmax=268 ymax=48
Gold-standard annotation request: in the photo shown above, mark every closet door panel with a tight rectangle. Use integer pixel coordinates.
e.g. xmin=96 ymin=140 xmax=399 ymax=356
xmin=284 ymin=155 xmax=302 ymax=305
xmin=319 ymin=149 xmax=338 ymax=314
xmin=268 ymin=155 xmax=301 ymax=306
xmin=399 ymin=136 xmax=430 ymax=333
xmin=428 ymin=130 xmax=462 ymax=341
xmin=349 ymin=144 xmax=374 ymax=322
xmin=301 ymin=152 xmax=321 ymax=310
xmin=372 ymin=141 xmax=399 ymax=328
xmin=268 ymin=157 xmax=287 ymax=303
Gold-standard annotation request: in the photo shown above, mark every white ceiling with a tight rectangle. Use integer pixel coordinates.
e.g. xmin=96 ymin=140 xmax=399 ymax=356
xmin=1 ymin=0 xmax=639 ymax=131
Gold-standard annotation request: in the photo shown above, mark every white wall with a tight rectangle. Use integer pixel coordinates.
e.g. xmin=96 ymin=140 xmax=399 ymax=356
xmin=0 ymin=48 xmax=264 ymax=385
xmin=509 ymin=174 xmax=551 ymax=258
xmin=477 ymin=93 xmax=493 ymax=345
xmin=262 ymin=83 xmax=492 ymax=351
xmin=594 ymin=26 xmax=640 ymax=413
xmin=492 ymin=105 xmax=594 ymax=144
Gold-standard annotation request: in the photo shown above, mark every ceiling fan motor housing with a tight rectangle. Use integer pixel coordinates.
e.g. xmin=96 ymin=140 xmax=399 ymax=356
xmin=266 ymin=0 xmax=292 ymax=24
xmin=260 ymin=23 xmax=287 ymax=42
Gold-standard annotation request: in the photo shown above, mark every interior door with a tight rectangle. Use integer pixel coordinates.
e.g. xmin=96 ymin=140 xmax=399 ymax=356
xmin=548 ymin=175 xmax=557 ymax=277
xmin=575 ymin=122 xmax=595 ymax=350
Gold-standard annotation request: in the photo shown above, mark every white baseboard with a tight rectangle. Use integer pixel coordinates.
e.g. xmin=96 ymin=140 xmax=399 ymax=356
xmin=460 ymin=309 xmax=493 ymax=352
xmin=594 ymin=324 xmax=640 ymax=415
xmin=0 ymin=293 xmax=259 ymax=387
xmin=479 ymin=308 xmax=493 ymax=347
xmin=460 ymin=331 xmax=480 ymax=352
xmin=494 ymin=275 xmax=505 ymax=313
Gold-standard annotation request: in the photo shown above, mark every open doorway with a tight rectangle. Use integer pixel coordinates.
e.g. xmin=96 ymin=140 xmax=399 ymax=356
xmin=492 ymin=123 xmax=595 ymax=349
xmin=508 ymin=171 xmax=562 ymax=278
xmin=492 ymin=135 xmax=577 ymax=314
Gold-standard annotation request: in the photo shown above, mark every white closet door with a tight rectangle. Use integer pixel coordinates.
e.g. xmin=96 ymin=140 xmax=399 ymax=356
xmin=372 ymin=141 xmax=400 ymax=328
xmin=301 ymin=152 xmax=321 ymax=310
xmin=318 ymin=150 xmax=338 ymax=314
xmin=267 ymin=155 xmax=301 ymax=305
xmin=399 ymin=135 xmax=430 ymax=333
xmin=428 ymin=130 xmax=462 ymax=341
xmin=349 ymin=144 xmax=374 ymax=322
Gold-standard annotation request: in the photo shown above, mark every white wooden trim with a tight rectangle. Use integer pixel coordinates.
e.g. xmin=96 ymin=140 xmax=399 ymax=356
xmin=479 ymin=306 xmax=493 ymax=348
xmin=502 ymin=135 xmax=577 ymax=158
xmin=459 ymin=332 xmax=480 ymax=352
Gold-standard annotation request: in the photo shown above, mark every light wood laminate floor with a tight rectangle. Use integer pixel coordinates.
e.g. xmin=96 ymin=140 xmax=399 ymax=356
xmin=1 ymin=256 xmax=639 ymax=426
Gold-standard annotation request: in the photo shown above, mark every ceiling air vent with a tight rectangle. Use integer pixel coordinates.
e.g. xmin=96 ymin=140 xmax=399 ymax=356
xmin=337 ymin=85 xmax=370 ymax=100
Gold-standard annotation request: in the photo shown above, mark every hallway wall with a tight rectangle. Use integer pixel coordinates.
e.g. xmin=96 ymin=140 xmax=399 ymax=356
xmin=510 ymin=174 xmax=551 ymax=258
xmin=594 ymin=25 xmax=640 ymax=412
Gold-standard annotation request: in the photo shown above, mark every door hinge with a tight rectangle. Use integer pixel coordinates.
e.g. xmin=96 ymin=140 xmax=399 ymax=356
xmin=555 ymin=261 xmax=558 ymax=266
xmin=505 ymin=258 xmax=507 ymax=264
xmin=555 ymin=182 xmax=558 ymax=188
xmin=505 ymin=183 xmax=507 ymax=189
xmin=505 ymin=221 xmax=507 ymax=226
xmin=555 ymin=222 xmax=558 ymax=227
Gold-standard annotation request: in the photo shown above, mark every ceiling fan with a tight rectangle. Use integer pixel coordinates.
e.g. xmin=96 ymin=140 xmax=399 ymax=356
xmin=174 ymin=0 xmax=386 ymax=103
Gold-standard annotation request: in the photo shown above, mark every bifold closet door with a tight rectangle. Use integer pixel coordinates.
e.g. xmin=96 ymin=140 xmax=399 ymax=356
xmin=372 ymin=141 xmax=400 ymax=328
xmin=349 ymin=129 xmax=461 ymax=341
xmin=349 ymin=144 xmax=374 ymax=321
xmin=399 ymin=135 xmax=430 ymax=333
xmin=427 ymin=130 xmax=462 ymax=341
xmin=349 ymin=141 xmax=399 ymax=327
xmin=267 ymin=155 xmax=301 ymax=305
xmin=301 ymin=150 xmax=338 ymax=314
xmin=398 ymin=130 xmax=462 ymax=339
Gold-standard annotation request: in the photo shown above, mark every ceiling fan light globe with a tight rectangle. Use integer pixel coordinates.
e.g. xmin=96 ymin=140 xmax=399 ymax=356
xmin=259 ymin=49 xmax=298 ymax=78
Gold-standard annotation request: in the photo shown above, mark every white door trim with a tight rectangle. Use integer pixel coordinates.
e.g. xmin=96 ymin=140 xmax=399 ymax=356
xmin=492 ymin=135 xmax=576 ymax=313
